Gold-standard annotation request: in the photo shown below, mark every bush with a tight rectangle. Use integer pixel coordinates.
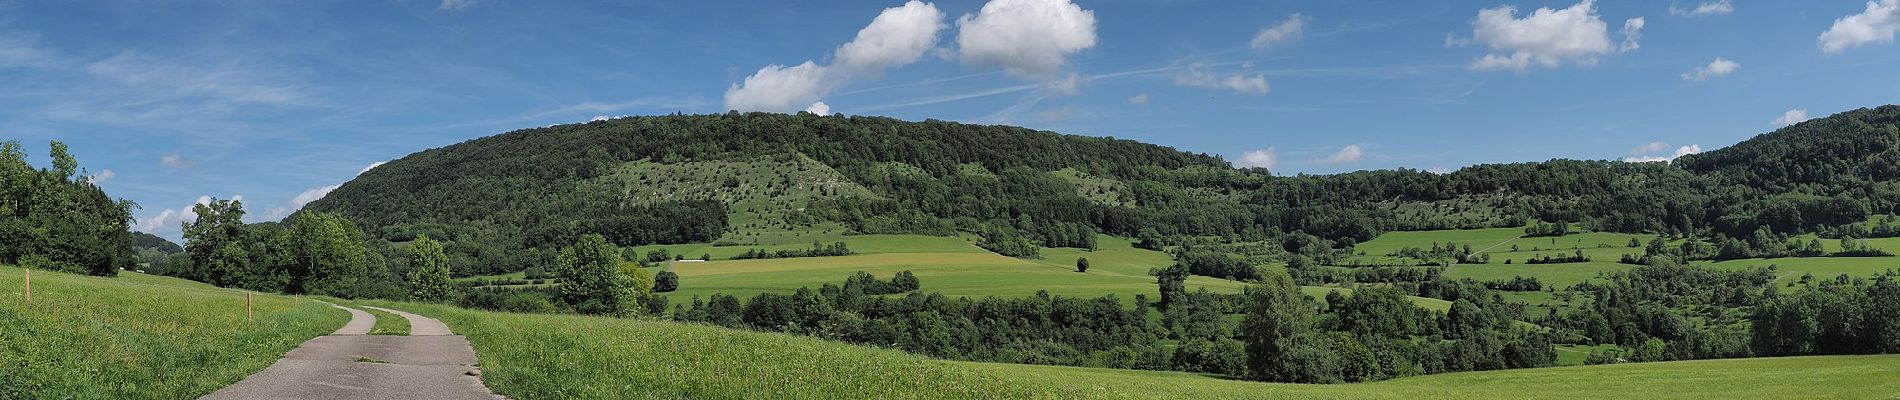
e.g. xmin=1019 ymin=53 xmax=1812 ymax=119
xmin=1075 ymin=258 xmax=1090 ymax=273
xmin=653 ymin=270 xmax=680 ymax=292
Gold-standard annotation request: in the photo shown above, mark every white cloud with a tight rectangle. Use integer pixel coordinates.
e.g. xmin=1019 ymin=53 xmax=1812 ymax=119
xmin=724 ymin=61 xmax=834 ymax=113
xmin=834 ymin=1 xmax=945 ymax=73
xmin=1458 ymin=0 xmax=1642 ymax=71
xmin=1670 ymin=0 xmax=1733 ymax=17
xmin=1234 ymin=148 xmax=1277 ymax=169
xmin=1314 ymin=144 xmax=1364 ymax=164
xmin=1623 ymin=144 xmax=1702 ymax=162
xmin=804 ymin=101 xmax=831 ymax=115
xmin=1128 ymin=93 xmax=1150 ymax=106
xmin=291 ymin=185 xmax=340 ymax=208
xmin=1175 ymin=62 xmax=1270 ymax=94
xmin=1427 ymin=167 xmax=1456 ymax=175
xmin=161 ymin=154 xmax=196 ymax=169
xmin=955 ymin=0 xmax=1098 ymax=78
xmin=358 ymin=161 xmax=387 ymax=176
xmin=438 ymin=0 xmax=476 ymax=11
xmin=134 ymin=195 xmax=240 ymax=235
xmin=1620 ymin=17 xmax=1645 ymax=52
xmin=1251 ymin=14 xmax=1309 ymax=49
xmin=1819 ymin=0 xmax=1900 ymax=53
xmin=1681 ymin=57 xmax=1739 ymax=81
xmin=590 ymin=115 xmax=611 ymax=122
xmin=1773 ymin=109 xmax=1812 ymax=127
xmin=88 ymin=169 xmax=115 ymax=184
xmin=726 ymin=2 xmax=948 ymax=113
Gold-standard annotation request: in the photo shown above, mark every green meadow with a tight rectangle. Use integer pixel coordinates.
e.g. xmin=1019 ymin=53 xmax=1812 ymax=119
xmin=374 ymin=300 xmax=1900 ymax=400
xmin=0 ymin=265 xmax=344 ymax=399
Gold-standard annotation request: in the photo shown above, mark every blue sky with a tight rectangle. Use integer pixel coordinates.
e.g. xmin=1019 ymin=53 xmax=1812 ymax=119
xmin=2 ymin=0 xmax=1897 ymax=240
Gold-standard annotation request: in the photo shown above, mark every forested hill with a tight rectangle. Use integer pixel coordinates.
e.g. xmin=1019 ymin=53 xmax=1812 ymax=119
xmin=305 ymin=107 xmax=1900 ymax=276
xmin=305 ymin=113 xmax=1242 ymax=272
xmin=1677 ymin=105 xmax=1900 ymax=188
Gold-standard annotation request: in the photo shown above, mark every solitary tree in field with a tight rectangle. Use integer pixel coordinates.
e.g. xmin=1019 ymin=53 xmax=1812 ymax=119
xmin=653 ymin=270 xmax=679 ymax=292
xmin=1240 ymin=272 xmax=1316 ymax=382
xmin=407 ymin=236 xmax=453 ymax=302
xmin=557 ymin=234 xmax=636 ymax=316
xmin=1075 ymin=257 xmax=1090 ymax=273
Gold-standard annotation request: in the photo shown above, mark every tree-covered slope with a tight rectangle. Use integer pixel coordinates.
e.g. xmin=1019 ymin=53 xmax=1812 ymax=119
xmin=306 ymin=112 xmax=1235 ymax=250
xmin=1677 ymin=105 xmax=1900 ymax=188
xmin=306 ymin=107 xmax=1900 ymax=275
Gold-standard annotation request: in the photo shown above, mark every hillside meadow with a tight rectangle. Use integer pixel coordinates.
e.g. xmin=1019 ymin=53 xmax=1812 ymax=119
xmin=0 ymin=265 xmax=344 ymax=399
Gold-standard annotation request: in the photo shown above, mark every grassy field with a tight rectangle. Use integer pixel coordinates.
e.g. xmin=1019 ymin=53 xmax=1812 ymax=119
xmin=0 ymin=265 xmax=346 ymax=398
xmin=661 ymin=249 xmax=1247 ymax=305
xmin=1705 ymin=256 xmax=1900 ymax=284
xmin=375 ymin=301 xmax=1900 ymax=399
xmin=631 ymin=234 xmax=987 ymax=262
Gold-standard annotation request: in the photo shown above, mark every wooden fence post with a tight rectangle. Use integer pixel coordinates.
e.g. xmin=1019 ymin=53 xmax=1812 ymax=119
xmin=245 ymin=292 xmax=253 ymax=322
xmin=22 ymin=267 xmax=29 ymax=303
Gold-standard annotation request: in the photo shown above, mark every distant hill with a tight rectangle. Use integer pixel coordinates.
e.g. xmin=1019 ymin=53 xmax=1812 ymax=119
xmin=1678 ymin=105 xmax=1900 ymax=188
xmin=130 ymin=231 xmax=182 ymax=254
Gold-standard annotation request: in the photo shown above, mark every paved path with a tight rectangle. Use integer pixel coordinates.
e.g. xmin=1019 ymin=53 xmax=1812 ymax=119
xmin=202 ymin=303 xmax=502 ymax=400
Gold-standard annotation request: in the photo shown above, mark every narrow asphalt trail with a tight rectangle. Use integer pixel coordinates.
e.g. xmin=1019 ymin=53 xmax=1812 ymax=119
xmin=202 ymin=302 xmax=502 ymax=400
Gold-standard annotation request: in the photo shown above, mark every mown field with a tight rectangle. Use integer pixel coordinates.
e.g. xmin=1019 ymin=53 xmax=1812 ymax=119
xmin=376 ymin=300 xmax=1900 ymax=399
xmin=0 ymin=265 xmax=345 ymax=399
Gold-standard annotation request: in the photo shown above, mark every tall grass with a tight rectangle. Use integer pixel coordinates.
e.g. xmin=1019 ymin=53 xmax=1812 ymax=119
xmin=0 ymin=265 xmax=345 ymax=398
xmin=373 ymin=300 xmax=1900 ymax=400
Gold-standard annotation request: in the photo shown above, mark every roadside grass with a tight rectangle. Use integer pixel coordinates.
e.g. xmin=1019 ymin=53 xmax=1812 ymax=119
xmin=0 ymin=265 xmax=345 ymax=399
xmin=363 ymin=306 xmax=411 ymax=335
xmin=374 ymin=301 xmax=1900 ymax=400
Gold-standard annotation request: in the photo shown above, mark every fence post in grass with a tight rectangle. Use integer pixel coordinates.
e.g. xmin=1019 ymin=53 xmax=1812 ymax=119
xmin=245 ymin=291 xmax=253 ymax=322
xmin=22 ymin=267 xmax=29 ymax=303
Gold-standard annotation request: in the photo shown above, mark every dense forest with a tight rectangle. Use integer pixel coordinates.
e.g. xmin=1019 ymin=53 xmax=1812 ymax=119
xmin=0 ymin=140 xmax=134 ymax=276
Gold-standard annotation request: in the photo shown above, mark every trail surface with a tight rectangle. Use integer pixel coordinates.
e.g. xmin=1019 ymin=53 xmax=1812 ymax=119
xmin=202 ymin=302 xmax=501 ymax=400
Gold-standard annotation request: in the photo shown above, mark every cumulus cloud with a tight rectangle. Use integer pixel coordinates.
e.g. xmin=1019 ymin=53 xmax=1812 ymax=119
xmin=1128 ymin=93 xmax=1150 ymax=106
xmin=1670 ymin=0 xmax=1733 ymax=17
xmin=161 ymin=154 xmax=196 ymax=169
xmin=1681 ymin=57 xmax=1740 ymax=81
xmin=1175 ymin=62 xmax=1270 ymax=94
xmin=1234 ymin=148 xmax=1277 ymax=170
xmin=1251 ymin=14 xmax=1309 ymax=49
xmin=134 ymin=195 xmax=241 ymax=234
xmin=725 ymin=1 xmax=947 ymax=112
xmin=804 ymin=101 xmax=831 ymax=115
xmin=358 ymin=161 xmax=387 ymax=175
xmin=1456 ymin=0 xmax=1643 ymax=71
xmin=724 ymin=61 xmax=835 ymax=113
xmin=88 ymin=169 xmax=115 ymax=184
xmin=1818 ymin=0 xmax=1900 ymax=53
xmin=955 ymin=0 xmax=1098 ymax=78
xmin=1773 ymin=109 xmax=1812 ymax=127
xmin=835 ymin=1 xmax=946 ymax=73
xmin=1314 ymin=144 xmax=1364 ymax=164
xmin=1623 ymin=143 xmax=1702 ymax=162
